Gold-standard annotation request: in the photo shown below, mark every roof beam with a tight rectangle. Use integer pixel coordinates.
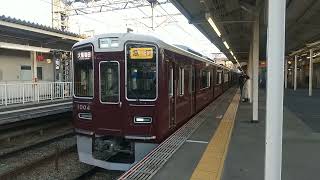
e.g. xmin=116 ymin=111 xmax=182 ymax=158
xmin=0 ymin=41 xmax=51 ymax=53
xmin=217 ymin=20 xmax=254 ymax=24
xmin=190 ymin=19 xmax=255 ymax=25
xmin=188 ymin=13 xmax=206 ymax=24
xmin=239 ymin=1 xmax=258 ymax=15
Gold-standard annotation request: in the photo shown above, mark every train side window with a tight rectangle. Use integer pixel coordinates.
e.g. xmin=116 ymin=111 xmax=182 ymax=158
xmin=224 ymin=72 xmax=229 ymax=82
xmin=200 ymin=69 xmax=210 ymax=89
xmin=192 ymin=67 xmax=195 ymax=92
xmin=179 ymin=67 xmax=184 ymax=95
xmin=216 ymin=71 xmax=222 ymax=85
xmin=189 ymin=67 xmax=194 ymax=93
xmin=169 ymin=67 xmax=173 ymax=96
xmin=208 ymin=71 xmax=211 ymax=87
xmin=99 ymin=61 xmax=119 ymax=103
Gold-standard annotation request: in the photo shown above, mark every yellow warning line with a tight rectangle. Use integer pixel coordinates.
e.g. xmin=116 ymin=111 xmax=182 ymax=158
xmin=190 ymin=91 xmax=240 ymax=180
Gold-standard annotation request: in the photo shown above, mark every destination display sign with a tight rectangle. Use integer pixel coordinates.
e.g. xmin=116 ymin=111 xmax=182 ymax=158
xmin=130 ymin=48 xmax=153 ymax=59
xmin=77 ymin=51 xmax=92 ymax=60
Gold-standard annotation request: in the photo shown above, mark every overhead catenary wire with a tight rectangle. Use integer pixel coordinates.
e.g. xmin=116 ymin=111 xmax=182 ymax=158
xmin=37 ymin=0 xmax=223 ymax=60
xmin=39 ymin=0 xmax=109 ymax=25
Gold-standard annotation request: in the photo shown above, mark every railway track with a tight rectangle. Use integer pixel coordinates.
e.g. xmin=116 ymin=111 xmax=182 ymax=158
xmin=0 ymin=140 xmax=76 ymax=179
xmin=74 ymin=167 xmax=122 ymax=180
xmin=0 ymin=115 xmax=121 ymax=179
xmin=0 ymin=115 xmax=76 ymax=179
xmin=0 ymin=135 xmax=76 ymax=177
xmin=0 ymin=123 xmax=74 ymax=157
xmin=74 ymin=167 xmax=100 ymax=179
xmin=0 ymin=123 xmax=119 ymax=179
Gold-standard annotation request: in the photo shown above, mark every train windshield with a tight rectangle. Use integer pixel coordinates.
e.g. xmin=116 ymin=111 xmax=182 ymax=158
xmin=73 ymin=46 xmax=94 ymax=98
xmin=126 ymin=44 xmax=157 ymax=100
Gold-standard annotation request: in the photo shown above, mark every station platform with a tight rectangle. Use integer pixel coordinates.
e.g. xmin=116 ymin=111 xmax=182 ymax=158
xmin=118 ymin=88 xmax=320 ymax=180
xmin=0 ymin=99 xmax=72 ymax=125
xmin=223 ymin=89 xmax=320 ymax=180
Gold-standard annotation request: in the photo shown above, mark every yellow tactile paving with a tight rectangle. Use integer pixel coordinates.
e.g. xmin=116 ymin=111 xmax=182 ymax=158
xmin=190 ymin=91 xmax=240 ymax=180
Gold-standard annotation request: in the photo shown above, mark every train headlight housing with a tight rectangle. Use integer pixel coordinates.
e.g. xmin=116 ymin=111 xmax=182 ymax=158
xmin=134 ymin=117 xmax=152 ymax=124
xmin=78 ymin=113 xmax=92 ymax=120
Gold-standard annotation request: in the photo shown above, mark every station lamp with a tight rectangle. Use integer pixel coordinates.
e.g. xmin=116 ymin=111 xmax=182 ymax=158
xmin=234 ymin=58 xmax=240 ymax=67
xmin=223 ymin=41 xmax=230 ymax=49
xmin=206 ymin=13 xmax=221 ymax=37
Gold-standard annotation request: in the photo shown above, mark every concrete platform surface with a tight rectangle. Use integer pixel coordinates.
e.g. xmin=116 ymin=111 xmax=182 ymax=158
xmin=0 ymin=99 xmax=72 ymax=125
xmin=222 ymin=89 xmax=320 ymax=180
xmin=152 ymin=88 xmax=237 ymax=180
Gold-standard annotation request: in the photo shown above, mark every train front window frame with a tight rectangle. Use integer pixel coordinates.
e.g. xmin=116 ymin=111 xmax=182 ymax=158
xmin=99 ymin=61 xmax=120 ymax=104
xmin=125 ymin=43 xmax=158 ymax=101
xmin=73 ymin=45 xmax=94 ymax=99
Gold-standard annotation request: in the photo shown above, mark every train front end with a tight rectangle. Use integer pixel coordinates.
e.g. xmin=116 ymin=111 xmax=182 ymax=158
xmin=72 ymin=35 xmax=160 ymax=170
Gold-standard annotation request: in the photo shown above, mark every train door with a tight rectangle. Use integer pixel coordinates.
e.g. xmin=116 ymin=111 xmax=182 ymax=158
xmin=96 ymin=61 xmax=123 ymax=134
xmin=190 ymin=65 xmax=196 ymax=115
xmin=168 ymin=62 xmax=176 ymax=129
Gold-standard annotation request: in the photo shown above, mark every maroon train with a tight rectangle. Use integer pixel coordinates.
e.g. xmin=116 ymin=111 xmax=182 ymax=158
xmin=72 ymin=33 xmax=238 ymax=170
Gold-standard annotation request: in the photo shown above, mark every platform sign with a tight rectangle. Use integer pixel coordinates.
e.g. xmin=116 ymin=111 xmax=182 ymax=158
xmin=130 ymin=48 xmax=153 ymax=59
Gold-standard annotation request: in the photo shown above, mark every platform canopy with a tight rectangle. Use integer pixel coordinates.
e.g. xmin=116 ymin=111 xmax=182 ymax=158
xmin=170 ymin=0 xmax=320 ymax=62
xmin=0 ymin=15 xmax=83 ymax=51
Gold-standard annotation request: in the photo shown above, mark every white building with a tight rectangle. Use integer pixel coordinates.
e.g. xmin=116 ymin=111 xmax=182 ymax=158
xmin=0 ymin=15 xmax=83 ymax=106
xmin=0 ymin=15 xmax=82 ymax=83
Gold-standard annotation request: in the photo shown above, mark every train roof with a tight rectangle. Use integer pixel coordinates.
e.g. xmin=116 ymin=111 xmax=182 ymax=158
xmin=73 ymin=33 xmax=233 ymax=71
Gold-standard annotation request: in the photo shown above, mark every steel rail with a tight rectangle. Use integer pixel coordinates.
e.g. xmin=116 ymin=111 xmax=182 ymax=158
xmin=0 ymin=129 xmax=74 ymax=158
xmin=0 ymin=144 xmax=76 ymax=179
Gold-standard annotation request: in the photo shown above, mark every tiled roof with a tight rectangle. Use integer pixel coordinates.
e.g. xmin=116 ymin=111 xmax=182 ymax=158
xmin=0 ymin=15 xmax=81 ymax=38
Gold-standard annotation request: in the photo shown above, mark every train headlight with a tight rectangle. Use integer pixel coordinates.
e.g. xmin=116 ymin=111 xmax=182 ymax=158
xmin=134 ymin=117 xmax=152 ymax=124
xmin=78 ymin=113 xmax=92 ymax=120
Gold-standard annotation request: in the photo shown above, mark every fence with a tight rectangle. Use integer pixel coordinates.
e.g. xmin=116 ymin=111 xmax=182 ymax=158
xmin=0 ymin=82 xmax=73 ymax=106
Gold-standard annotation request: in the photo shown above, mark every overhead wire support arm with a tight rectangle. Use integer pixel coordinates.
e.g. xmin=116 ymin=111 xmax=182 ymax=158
xmin=61 ymin=0 xmax=171 ymax=16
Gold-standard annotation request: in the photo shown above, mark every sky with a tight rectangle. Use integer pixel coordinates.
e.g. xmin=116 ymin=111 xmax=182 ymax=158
xmin=0 ymin=0 xmax=224 ymax=58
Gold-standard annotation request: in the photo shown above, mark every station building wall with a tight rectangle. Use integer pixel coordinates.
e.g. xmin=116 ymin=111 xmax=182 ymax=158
xmin=0 ymin=48 xmax=54 ymax=83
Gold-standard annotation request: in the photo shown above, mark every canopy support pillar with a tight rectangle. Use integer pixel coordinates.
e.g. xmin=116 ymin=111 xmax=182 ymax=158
xmin=252 ymin=16 xmax=259 ymax=122
xmin=294 ymin=55 xmax=297 ymax=91
xmin=309 ymin=49 xmax=313 ymax=96
xmin=265 ymin=0 xmax=286 ymax=179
